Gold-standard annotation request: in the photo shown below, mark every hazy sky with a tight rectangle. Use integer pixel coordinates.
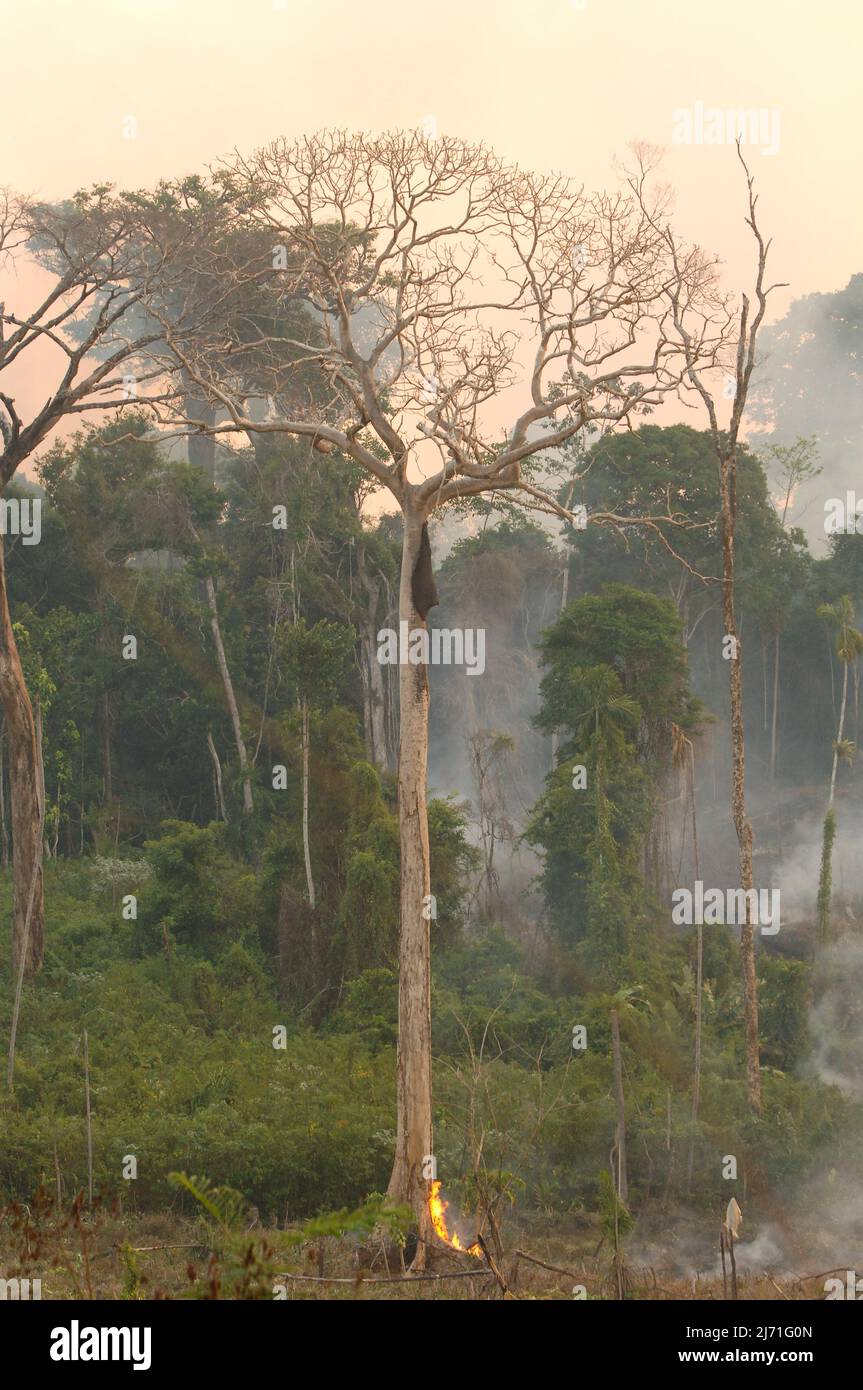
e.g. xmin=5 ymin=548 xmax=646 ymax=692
xmin=3 ymin=0 xmax=861 ymax=462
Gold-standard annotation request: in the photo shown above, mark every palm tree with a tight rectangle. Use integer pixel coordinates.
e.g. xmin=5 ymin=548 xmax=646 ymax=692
xmin=562 ymin=664 xmax=640 ymax=795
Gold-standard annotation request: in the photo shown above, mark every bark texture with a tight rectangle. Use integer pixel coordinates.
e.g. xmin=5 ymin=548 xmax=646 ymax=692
xmin=0 ymin=536 xmax=45 ymax=977
xmin=356 ymin=551 xmax=391 ymax=769
xmin=610 ymin=1008 xmax=628 ymax=1204
xmin=203 ymin=573 xmax=254 ymax=814
xmin=720 ymin=452 xmax=762 ymax=1115
xmin=387 ymin=506 xmax=435 ymax=1265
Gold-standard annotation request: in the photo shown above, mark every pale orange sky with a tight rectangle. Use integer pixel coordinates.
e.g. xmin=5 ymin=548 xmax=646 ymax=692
xmin=2 ymin=0 xmax=861 ymax=467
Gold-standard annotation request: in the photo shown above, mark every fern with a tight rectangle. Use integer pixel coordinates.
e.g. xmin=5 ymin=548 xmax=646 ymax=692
xmin=168 ymin=1172 xmax=247 ymax=1231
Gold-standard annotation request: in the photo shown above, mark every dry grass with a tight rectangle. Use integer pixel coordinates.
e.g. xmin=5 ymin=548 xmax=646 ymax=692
xmin=0 ymin=1200 xmax=835 ymax=1300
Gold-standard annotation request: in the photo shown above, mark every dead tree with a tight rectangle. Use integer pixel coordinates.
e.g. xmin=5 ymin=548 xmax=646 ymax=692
xmin=143 ymin=130 xmax=720 ymax=1260
xmin=610 ymin=1007 xmax=628 ymax=1204
xmin=634 ymin=144 xmax=785 ymax=1114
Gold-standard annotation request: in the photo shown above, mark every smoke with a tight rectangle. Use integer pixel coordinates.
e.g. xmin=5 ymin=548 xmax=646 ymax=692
xmin=749 ymin=275 xmax=863 ymax=552
xmin=425 ymin=515 xmax=560 ymax=928
xmin=807 ymin=935 xmax=863 ymax=1098
xmin=628 ymin=1213 xmax=793 ymax=1280
xmin=763 ymin=803 xmax=863 ymax=928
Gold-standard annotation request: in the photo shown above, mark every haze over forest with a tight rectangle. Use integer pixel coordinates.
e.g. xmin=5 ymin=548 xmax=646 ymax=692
xmin=1 ymin=0 xmax=862 ymax=1327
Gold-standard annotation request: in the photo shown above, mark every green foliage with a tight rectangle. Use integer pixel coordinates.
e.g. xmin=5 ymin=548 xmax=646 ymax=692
xmin=3 ymin=410 xmax=863 ymax=1261
xmin=758 ymin=957 xmax=812 ymax=1072
xmin=0 ymin=859 xmax=858 ymax=1231
xmin=169 ymin=1171 xmax=247 ymax=1230
xmin=597 ymin=1169 xmax=634 ymax=1243
xmin=139 ymin=821 xmax=255 ymax=954
xmin=528 ymin=584 xmax=696 ymax=978
xmin=816 ymin=808 xmax=837 ymax=945
xmin=277 ymin=618 xmax=354 ymax=710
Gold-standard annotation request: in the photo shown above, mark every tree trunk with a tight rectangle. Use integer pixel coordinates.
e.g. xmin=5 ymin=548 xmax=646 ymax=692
xmin=687 ymin=740 xmax=702 ymax=1189
xmin=203 ymin=574 xmax=254 ymax=814
xmin=0 ymin=729 xmax=8 ymax=868
xmin=550 ymin=556 xmax=570 ymax=766
xmin=769 ymin=632 xmax=780 ymax=782
xmin=358 ymin=560 xmax=389 ymax=769
xmin=301 ymin=698 xmax=315 ymax=910
xmin=101 ymin=691 xmax=113 ymax=805
xmin=386 ymin=505 xmax=435 ymax=1266
xmin=36 ymin=702 xmax=48 ymax=859
xmin=720 ymin=450 xmax=761 ymax=1114
xmin=0 ymin=536 xmax=45 ymax=977
xmin=610 ymin=1007 xmax=628 ymax=1204
xmin=83 ymin=1029 xmax=94 ymax=1206
xmin=829 ymin=661 xmax=848 ymax=805
xmin=206 ymin=730 xmax=229 ymax=823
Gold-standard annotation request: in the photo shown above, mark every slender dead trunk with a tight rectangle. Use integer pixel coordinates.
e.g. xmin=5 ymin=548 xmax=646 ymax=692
xmin=0 ymin=535 xmax=45 ymax=977
xmin=386 ymin=504 xmax=435 ymax=1265
xmin=186 ymin=428 xmax=250 ymax=811
xmin=610 ymin=1007 xmax=628 ymax=1204
xmin=551 ymin=555 xmax=570 ymax=766
xmin=362 ymin=602 xmax=389 ymax=769
xmin=667 ymin=145 xmax=773 ymax=1116
xmin=101 ymin=691 xmax=113 ymax=805
xmin=769 ymin=632 xmax=780 ymax=782
xmin=720 ymin=448 xmax=761 ymax=1114
xmin=300 ymin=698 xmax=315 ymax=910
xmin=687 ymin=740 xmax=702 ymax=1189
xmin=206 ymin=731 xmax=229 ymax=823
xmin=357 ymin=552 xmax=390 ymax=769
xmin=829 ymin=659 xmax=848 ymax=806
xmin=366 ymin=629 xmax=389 ymax=770
xmin=83 ymin=1029 xmax=94 ymax=1206
xmin=726 ymin=1226 xmax=739 ymax=1301
xmin=36 ymin=701 xmax=49 ymax=860
xmin=203 ymin=574 xmax=254 ymax=814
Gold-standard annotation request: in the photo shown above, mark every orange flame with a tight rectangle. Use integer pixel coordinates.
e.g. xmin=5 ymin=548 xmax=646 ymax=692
xmin=428 ymin=1180 xmax=483 ymax=1257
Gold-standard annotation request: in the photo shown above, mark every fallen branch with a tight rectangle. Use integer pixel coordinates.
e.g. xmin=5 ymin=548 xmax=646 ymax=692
xmin=89 ymin=1240 xmax=211 ymax=1263
xmin=476 ymin=1233 xmax=516 ymax=1299
xmin=127 ymin=1251 xmax=208 ymax=1262
xmin=795 ymin=1268 xmax=850 ymax=1283
xmin=275 ymin=1269 xmax=490 ymax=1285
xmin=514 ymin=1248 xmax=581 ymax=1281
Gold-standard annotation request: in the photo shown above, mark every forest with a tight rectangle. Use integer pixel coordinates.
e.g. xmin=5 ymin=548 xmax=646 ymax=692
xmin=1 ymin=113 xmax=862 ymax=1310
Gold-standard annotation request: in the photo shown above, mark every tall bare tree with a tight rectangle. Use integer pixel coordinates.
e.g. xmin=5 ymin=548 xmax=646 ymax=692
xmin=637 ymin=145 xmax=785 ymax=1114
xmin=145 ymin=131 xmax=718 ymax=1259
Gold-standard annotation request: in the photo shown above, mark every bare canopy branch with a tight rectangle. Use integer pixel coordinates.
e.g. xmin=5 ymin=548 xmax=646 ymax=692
xmin=141 ymin=129 xmax=726 ymax=528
